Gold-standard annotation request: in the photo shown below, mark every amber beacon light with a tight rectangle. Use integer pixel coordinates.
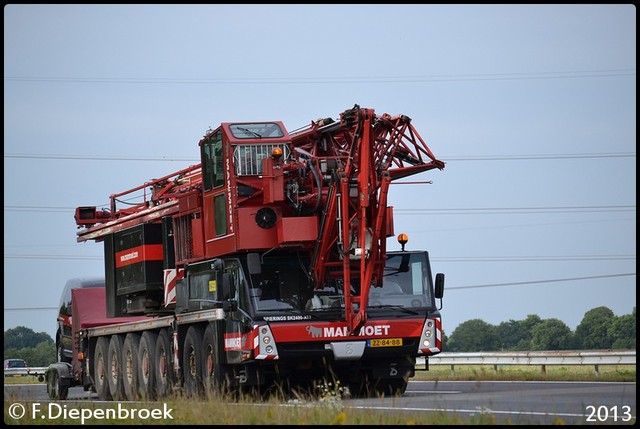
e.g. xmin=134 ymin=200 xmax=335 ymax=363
xmin=397 ymin=233 xmax=408 ymax=251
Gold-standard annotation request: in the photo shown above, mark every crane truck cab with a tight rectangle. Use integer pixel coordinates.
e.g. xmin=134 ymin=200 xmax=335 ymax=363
xmin=66 ymin=105 xmax=447 ymax=399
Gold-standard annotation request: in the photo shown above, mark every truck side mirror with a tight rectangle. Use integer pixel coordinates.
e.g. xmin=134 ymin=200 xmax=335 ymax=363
xmin=221 ymin=272 xmax=238 ymax=312
xmin=434 ymin=273 xmax=445 ymax=299
xmin=220 ymin=272 xmax=236 ymax=301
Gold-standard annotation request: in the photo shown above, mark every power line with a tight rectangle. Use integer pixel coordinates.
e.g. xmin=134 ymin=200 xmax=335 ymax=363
xmin=4 ymin=255 xmax=102 ymax=260
xmin=3 ymin=253 xmax=634 ymax=262
xmin=395 ymin=205 xmax=636 ymax=215
xmin=4 ymin=154 xmax=197 ymax=162
xmin=4 ymin=307 xmax=59 ymax=311
xmin=4 ymin=205 xmax=73 ymax=213
xmin=447 ymin=273 xmax=636 ymax=290
xmin=4 ymin=272 xmax=635 ymax=312
xmin=3 ymin=68 xmax=636 ymax=84
xmin=441 ymin=153 xmax=635 ymax=161
xmin=433 ymin=255 xmax=636 ymax=262
xmin=4 ymin=203 xmax=636 ymax=215
xmin=4 ymin=152 xmax=635 ymax=162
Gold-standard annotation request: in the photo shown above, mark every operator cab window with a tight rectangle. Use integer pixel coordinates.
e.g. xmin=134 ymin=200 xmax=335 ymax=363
xmin=229 ymin=123 xmax=284 ymax=139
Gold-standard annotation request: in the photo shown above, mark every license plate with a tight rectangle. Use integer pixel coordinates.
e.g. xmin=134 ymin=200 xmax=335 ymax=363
xmin=369 ymin=338 xmax=402 ymax=347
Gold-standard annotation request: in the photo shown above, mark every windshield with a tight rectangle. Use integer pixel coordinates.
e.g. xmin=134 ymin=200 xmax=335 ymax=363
xmin=5 ymin=360 xmax=27 ymax=368
xmin=370 ymin=252 xmax=435 ymax=308
xmin=229 ymin=123 xmax=284 ymax=139
xmin=247 ymin=252 xmax=434 ymax=314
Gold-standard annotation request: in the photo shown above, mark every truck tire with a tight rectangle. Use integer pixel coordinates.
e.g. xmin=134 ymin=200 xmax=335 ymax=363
xmin=122 ymin=333 xmax=140 ymax=401
xmin=137 ymin=330 xmax=157 ymax=400
xmin=183 ymin=325 xmax=204 ymax=398
xmin=154 ymin=328 xmax=176 ymax=399
xmin=107 ymin=335 xmax=125 ymax=401
xmin=47 ymin=370 xmax=69 ymax=400
xmin=202 ymin=322 xmax=227 ymax=396
xmin=93 ymin=336 xmax=112 ymax=400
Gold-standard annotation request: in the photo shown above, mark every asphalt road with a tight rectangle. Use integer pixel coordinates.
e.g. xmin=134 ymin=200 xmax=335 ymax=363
xmin=4 ymin=380 xmax=636 ymax=425
xmin=346 ymin=380 xmax=636 ymax=425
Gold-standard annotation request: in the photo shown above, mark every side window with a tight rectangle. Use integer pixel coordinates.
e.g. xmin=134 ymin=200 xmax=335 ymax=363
xmin=234 ymin=145 xmax=262 ymax=176
xmin=58 ymin=285 xmax=73 ymax=337
xmin=214 ymin=194 xmax=227 ymax=236
xmin=233 ymin=144 xmax=290 ymax=176
xmin=202 ymin=130 xmax=224 ymax=191
xmin=59 ymin=285 xmax=72 ymax=317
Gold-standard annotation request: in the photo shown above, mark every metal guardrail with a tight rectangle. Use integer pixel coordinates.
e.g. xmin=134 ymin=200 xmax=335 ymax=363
xmin=4 ymin=367 xmax=48 ymax=378
xmin=422 ymin=350 xmax=636 ymax=376
xmin=5 ymin=351 xmax=635 ymax=379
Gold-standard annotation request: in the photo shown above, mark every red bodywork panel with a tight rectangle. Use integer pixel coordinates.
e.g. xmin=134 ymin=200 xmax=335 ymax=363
xmin=268 ymin=319 xmax=423 ymax=343
xmin=71 ymin=288 xmax=147 ymax=329
xmin=70 ymin=288 xmax=148 ymax=378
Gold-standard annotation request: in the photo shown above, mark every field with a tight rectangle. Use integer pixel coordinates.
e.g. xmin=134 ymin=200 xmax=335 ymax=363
xmin=415 ymin=363 xmax=636 ymax=382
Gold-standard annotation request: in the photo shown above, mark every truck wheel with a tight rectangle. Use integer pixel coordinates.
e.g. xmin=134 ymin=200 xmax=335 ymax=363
xmin=202 ymin=323 xmax=227 ymax=396
xmin=137 ymin=330 xmax=157 ymax=400
xmin=183 ymin=326 xmax=204 ymax=398
xmin=93 ymin=337 xmax=112 ymax=400
xmin=47 ymin=370 xmax=69 ymax=400
xmin=154 ymin=328 xmax=176 ymax=399
xmin=107 ymin=335 xmax=125 ymax=401
xmin=122 ymin=333 xmax=140 ymax=401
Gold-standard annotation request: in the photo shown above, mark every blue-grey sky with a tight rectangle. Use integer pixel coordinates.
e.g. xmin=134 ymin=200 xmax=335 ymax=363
xmin=4 ymin=4 xmax=636 ymax=342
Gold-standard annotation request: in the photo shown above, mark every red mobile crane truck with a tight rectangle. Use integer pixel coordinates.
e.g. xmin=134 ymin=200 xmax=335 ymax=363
xmin=45 ymin=104 xmax=446 ymax=401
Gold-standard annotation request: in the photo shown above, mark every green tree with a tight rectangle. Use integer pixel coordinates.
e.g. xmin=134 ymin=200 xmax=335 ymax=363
xmin=4 ymin=342 xmax=56 ymax=367
xmin=575 ymin=306 xmax=615 ymax=349
xmin=530 ymin=318 xmax=575 ymax=350
xmin=496 ymin=314 xmax=542 ymax=351
xmin=609 ymin=307 xmax=636 ymax=349
xmin=4 ymin=326 xmax=53 ymax=351
xmin=446 ymin=319 xmax=500 ymax=352
xmin=441 ymin=331 xmax=449 ymax=351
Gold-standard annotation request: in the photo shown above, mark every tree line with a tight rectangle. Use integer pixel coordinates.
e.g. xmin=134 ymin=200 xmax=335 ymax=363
xmin=4 ymin=306 xmax=636 ymax=366
xmin=443 ymin=306 xmax=636 ymax=352
xmin=3 ymin=326 xmax=55 ymax=367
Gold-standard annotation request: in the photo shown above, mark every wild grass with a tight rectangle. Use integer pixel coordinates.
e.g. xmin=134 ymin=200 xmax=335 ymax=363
xmin=4 ymin=365 xmax=635 ymax=425
xmin=5 ymin=364 xmax=635 ymax=386
xmin=4 ymin=382 xmax=496 ymax=425
xmin=3 ymin=374 xmax=44 ymax=384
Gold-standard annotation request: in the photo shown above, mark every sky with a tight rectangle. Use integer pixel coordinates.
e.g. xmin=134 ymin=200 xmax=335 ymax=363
xmin=4 ymin=4 xmax=636 ymax=343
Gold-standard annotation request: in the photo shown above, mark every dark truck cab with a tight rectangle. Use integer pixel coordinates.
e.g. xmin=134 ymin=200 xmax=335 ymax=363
xmin=48 ymin=286 xmax=148 ymax=400
xmin=56 ymin=277 xmax=104 ymax=363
